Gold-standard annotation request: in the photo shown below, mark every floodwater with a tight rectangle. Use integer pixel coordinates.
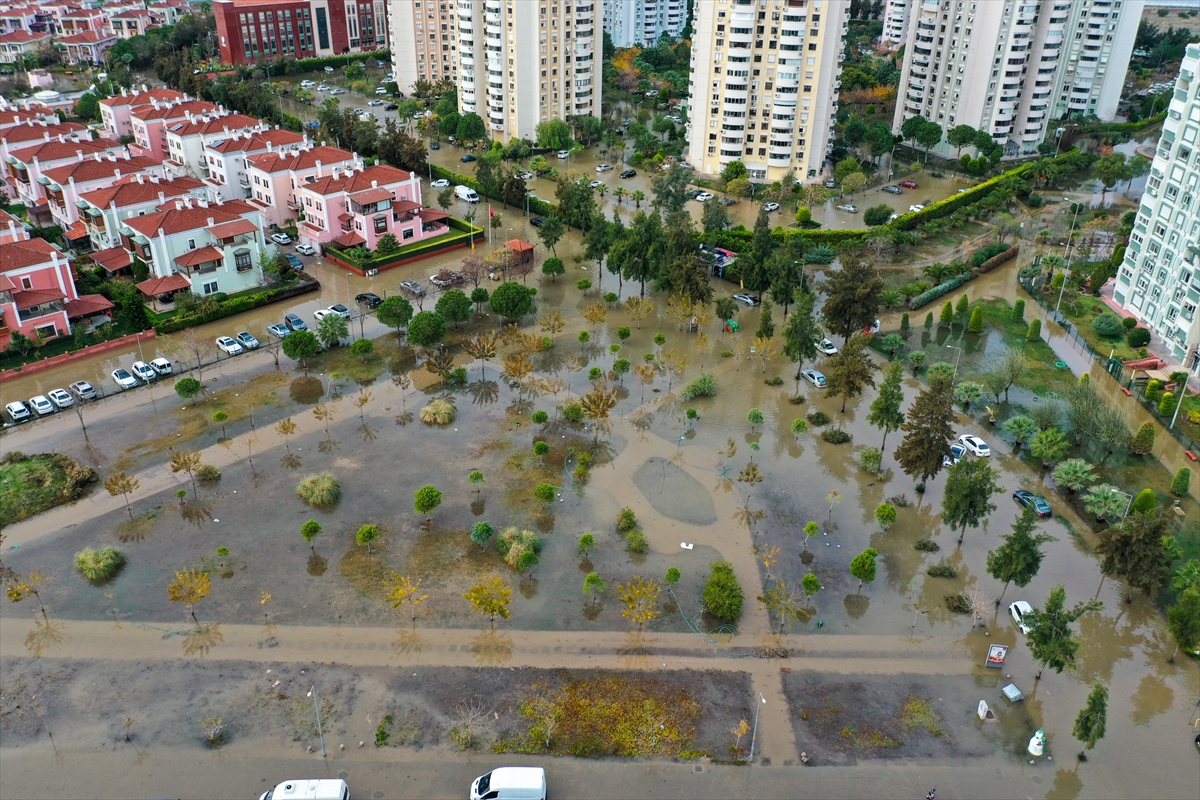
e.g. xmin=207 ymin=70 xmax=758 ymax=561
xmin=2 ymin=138 xmax=1199 ymax=799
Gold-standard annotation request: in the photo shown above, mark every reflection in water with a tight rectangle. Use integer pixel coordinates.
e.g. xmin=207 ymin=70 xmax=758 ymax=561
xmin=394 ymin=411 xmax=414 ymax=427
xmin=25 ymin=618 xmax=66 ymax=657
xmin=318 ymin=437 xmax=340 ymax=454
xmin=1045 ymin=766 xmax=1083 ymax=800
xmin=1129 ymin=673 xmax=1173 ymax=727
xmin=617 ymin=631 xmax=657 ymax=670
xmin=358 ymin=422 xmax=378 ymax=442
xmin=519 ymin=577 xmax=539 ymax=598
xmin=470 ymin=629 xmax=513 ymax=666
xmin=182 ymin=624 xmax=224 ymax=657
xmin=392 ymin=627 xmax=428 ymax=655
xmin=582 ymin=601 xmax=603 ymax=621
xmin=115 ymin=515 xmax=156 ymax=543
xmin=844 ymin=593 xmax=870 ymax=619
xmin=306 ymin=553 xmax=328 ymax=576
xmin=466 ymin=379 xmax=500 ymax=406
xmin=180 ymin=501 xmax=214 ymax=529
xmin=470 ymin=498 xmax=486 ymax=516
xmin=282 ymin=453 xmax=302 ymax=470
xmin=289 ymin=376 xmax=325 ymax=405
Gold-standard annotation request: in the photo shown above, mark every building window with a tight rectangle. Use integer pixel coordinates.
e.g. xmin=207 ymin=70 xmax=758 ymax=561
xmin=403 ymin=228 xmax=415 ymax=240
xmin=374 ymin=215 xmax=388 ymax=233
xmin=21 ymin=276 xmax=33 ymax=290
xmin=202 ymin=281 xmax=219 ymax=295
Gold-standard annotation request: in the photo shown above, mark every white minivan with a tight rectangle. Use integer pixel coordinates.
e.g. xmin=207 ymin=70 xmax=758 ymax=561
xmin=470 ymin=767 xmax=546 ymax=800
xmin=455 ymin=185 xmax=480 ymax=203
xmin=260 ymin=778 xmax=349 ymax=800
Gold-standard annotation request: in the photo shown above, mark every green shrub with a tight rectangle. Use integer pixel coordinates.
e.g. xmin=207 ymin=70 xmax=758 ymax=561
xmin=196 ymin=464 xmax=221 ymax=483
xmin=927 ymin=562 xmax=957 ymax=578
xmin=1026 ymin=319 xmax=1041 ymax=341
xmin=806 ymin=410 xmax=831 ymax=426
xmin=1093 ymin=313 xmax=1124 ymax=337
xmin=1011 ymin=299 xmax=1025 ymax=322
xmin=914 ymin=539 xmax=940 ymax=552
xmin=1158 ymin=391 xmax=1178 ymax=418
xmin=859 ymin=446 xmax=883 ymax=475
xmin=764 ymin=376 xmax=784 ymax=387
xmin=702 ymin=560 xmax=744 ymax=622
xmin=1121 ymin=316 xmax=1138 ymax=330
xmin=803 ymin=245 xmax=835 ymax=264
xmin=821 ymin=428 xmax=852 ymax=444
xmin=74 ymin=547 xmax=126 ymax=582
xmin=531 ymin=410 xmax=549 ymax=424
xmin=561 ymin=403 xmax=585 ymax=423
xmin=945 ymin=594 xmax=972 ymax=614
xmin=1129 ymin=488 xmax=1156 ymax=515
xmin=680 ymin=371 xmax=717 ymax=400
xmin=296 ymin=473 xmax=340 ymax=507
xmin=967 ymin=306 xmax=984 ymax=334
xmin=1126 ymin=327 xmax=1151 ymax=347
xmin=616 ymin=507 xmax=638 ymax=532
xmin=1171 ymin=467 xmax=1192 ymax=497
xmin=1145 ymin=379 xmax=1163 ymax=402
xmin=626 ymin=528 xmax=649 ymax=553
xmin=1131 ymin=421 xmax=1155 ymax=454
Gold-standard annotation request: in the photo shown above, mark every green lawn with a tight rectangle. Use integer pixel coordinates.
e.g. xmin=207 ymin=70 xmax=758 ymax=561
xmin=1049 ymin=291 xmax=1142 ymax=362
xmin=0 ymin=453 xmax=98 ymax=524
xmin=974 ymin=298 xmax=1077 ymax=396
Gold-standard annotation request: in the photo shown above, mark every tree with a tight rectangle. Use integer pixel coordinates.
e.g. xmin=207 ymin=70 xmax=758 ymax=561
xmin=781 ymin=289 xmax=820 ymax=382
xmin=387 ymin=574 xmax=429 ymax=623
xmin=301 ymin=520 xmax=323 ymax=553
xmin=758 ymin=580 xmax=806 ymax=634
xmin=376 ymin=233 xmax=401 ymax=255
xmin=282 ymin=329 xmax=320 ymax=374
xmin=702 ymin=196 xmax=731 ymax=232
xmin=463 ymin=576 xmax=512 ymax=626
xmin=1083 ymin=484 xmax=1126 ymax=522
xmin=941 ymin=457 xmax=1001 ymax=545
xmin=875 ymin=502 xmax=897 ymax=530
xmin=167 ymin=568 xmax=212 ymax=625
xmin=1027 ymin=585 xmax=1102 ymax=679
xmin=211 ymin=410 xmax=229 ymax=439
xmin=535 ymin=117 xmax=572 ymax=150
xmin=104 ymin=470 xmax=140 ymax=522
xmin=490 ymin=281 xmax=533 ymax=320
xmin=537 ymin=214 xmax=566 ymax=256
xmin=1131 ymin=421 xmax=1155 ymax=454
xmin=470 ymin=521 xmax=494 ymax=549
xmin=715 ymin=295 xmax=739 ymax=325
xmin=1091 ymin=152 xmax=1129 ymax=201
xmin=946 ymin=124 xmax=977 ymax=158
xmin=915 ymin=119 xmax=943 ymax=160
xmin=987 ymin=506 xmax=1055 ymax=603
xmin=894 ymin=374 xmax=955 ymax=488
xmin=1030 ymin=427 xmax=1070 ymax=469
xmin=650 ymin=163 xmax=692 ymax=213
xmin=842 ymin=172 xmax=867 ymax=194
xmin=825 ymin=331 xmax=876 ymax=413
xmin=863 ymin=204 xmax=893 ymax=226
xmin=577 ymin=533 xmax=594 ymax=557
xmin=407 ymin=311 xmax=446 ymax=347
xmin=413 ymin=484 xmax=443 ymax=517
xmin=457 ymin=112 xmax=485 ymax=141
xmin=348 ymin=337 xmax=375 ymax=364
xmin=435 ymin=289 xmax=473 ymax=327
xmin=1166 ymin=589 xmax=1200 ymax=662
xmin=1095 ymin=509 xmax=1179 ymax=601
xmin=755 ymin=301 xmax=775 ymax=339
xmin=1072 ymin=683 xmax=1109 ymax=761
xmin=849 ymin=548 xmax=878 ymax=593
xmin=356 ymin=524 xmax=380 ymax=554
xmin=702 ymin=561 xmax=744 ymax=621
xmin=541 ymin=257 xmax=565 ymax=280
xmin=967 ymin=306 xmax=984 ymax=334
xmin=1171 ymin=467 xmax=1192 ymax=497
xmin=174 ymin=377 xmax=203 ymax=402
xmin=821 ymin=260 xmax=883 ymax=344
xmin=868 ymin=361 xmax=906 ymax=450
xmin=618 ymin=575 xmax=662 ymax=629
xmin=168 ymin=447 xmax=202 ymax=495
xmin=316 ymin=312 xmax=349 ymax=348
xmin=1129 ymin=488 xmax=1156 ymax=515
xmin=665 ymin=567 xmax=681 ymax=590
xmin=377 ymin=296 xmax=414 ymax=338
xmin=1053 ymin=458 xmax=1096 ymax=493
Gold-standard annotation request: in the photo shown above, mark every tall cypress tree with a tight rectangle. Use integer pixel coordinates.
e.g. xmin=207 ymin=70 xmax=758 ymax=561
xmin=867 ymin=361 xmax=905 ymax=450
xmin=986 ymin=505 xmax=1056 ymax=603
xmin=941 ymin=457 xmax=1002 ymax=545
xmin=893 ymin=373 xmax=955 ymax=491
xmin=1094 ymin=509 xmax=1180 ymax=602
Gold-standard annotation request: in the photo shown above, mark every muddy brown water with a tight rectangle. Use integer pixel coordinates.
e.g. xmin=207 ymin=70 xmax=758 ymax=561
xmin=2 ymin=203 xmax=1199 ymax=798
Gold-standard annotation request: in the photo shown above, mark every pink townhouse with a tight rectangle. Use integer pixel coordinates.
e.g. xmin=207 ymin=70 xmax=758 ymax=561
xmin=59 ymin=30 xmax=118 ymax=65
xmin=0 ymin=235 xmax=113 ymax=348
xmin=243 ymin=144 xmax=361 ymax=228
xmin=163 ymin=113 xmax=267 ymax=181
xmin=202 ymin=128 xmax=306 ymax=203
xmin=0 ymin=207 xmax=27 ymax=244
xmin=79 ymin=174 xmax=206 ymax=269
xmin=296 ymin=163 xmax=446 ymax=252
xmin=58 ymin=7 xmax=109 ymax=36
xmin=109 ymin=8 xmax=154 ymax=38
xmin=41 ymin=151 xmax=165 ymax=232
xmin=130 ymin=99 xmax=224 ymax=161
xmin=98 ymin=87 xmax=187 ymax=141
xmin=147 ymin=0 xmax=189 ymax=26
xmin=0 ymin=6 xmax=44 ymax=36
xmin=4 ymin=136 xmax=126 ymax=222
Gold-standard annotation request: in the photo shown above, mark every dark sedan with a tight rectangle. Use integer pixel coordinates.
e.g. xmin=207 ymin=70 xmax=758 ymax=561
xmin=1013 ymin=490 xmax=1052 ymax=518
xmin=430 ymin=140 xmax=440 ymax=149
xmin=530 ymin=216 xmax=546 ymax=227
xmin=385 ymin=103 xmax=399 ymax=111
xmin=619 ymin=169 xmax=636 ymax=178
xmin=355 ymin=292 xmax=383 ymax=309
xmin=460 ymin=154 xmax=476 ymax=163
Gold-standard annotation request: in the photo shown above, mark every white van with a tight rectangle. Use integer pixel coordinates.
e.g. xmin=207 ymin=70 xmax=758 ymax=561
xmin=469 ymin=767 xmax=546 ymax=800
xmin=259 ymin=778 xmax=349 ymax=800
xmin=455 ymin=185 xmax=480 ymax=203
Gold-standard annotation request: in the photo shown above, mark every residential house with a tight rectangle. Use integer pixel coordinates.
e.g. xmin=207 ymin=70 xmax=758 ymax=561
xmin=0 ymin=207 xmax=27 ymax=244
xmin=0 ymin=119 xmax=89 ymax=163
xmin=0 ymin=235 xmax=113 ymax=348
xmin=78 ymin=173 xmax=206 ymax=255
xmin=41 ymin=152 xmax=165 ymax=234
xmin=122 ymin=196 xmax=270 ymax=306
xmin=109 ymin=8 xmax=154 ymax=38
xmin=296 ymin=163 xmax=445 ymax=252
xmin=202 ymin=127 xmax=306 ymax=203
xmin=0 ymin=29 xmax=49 ymax=64
xmin=0 ymin=6 xmax=45 ymax=36
xmin=243 ymin=143 xmax=361 ymax=228
xmin=58 ymin=7 xmax=110 ymax=36
xmin=5 ymin=136 xmax=127 ymax=222
xmin=163 ymin=113 xmax=268 ymax=183
xmin=99 ymin=87 xmax=188 ymax=141
xmin=130 ymin=99 xmax=225 ymax=161
xmin=147 ymin=0 xmax=191 ymax=26
xmin=59 ymin=30 xmax=118 ymax=65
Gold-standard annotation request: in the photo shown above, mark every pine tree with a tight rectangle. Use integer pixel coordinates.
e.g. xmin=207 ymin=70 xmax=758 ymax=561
xmin=1027 ymin=585 xmax=1102 ymax=679
xmin=1130 ymin=421 xmax=1155 ymax=454
xmin=941 ymin=456 xmax=1002 ymax=545
xmin=894 ymin=373 xmax=955 ymax=490
xmin=1094 ymin=509 xmax=1180 ymax=601
xmin=1072 ymin=683 xmax=1108 ymax=761
xmin=955 ymin=293 xmax=969 ymax=322
xmin=939 ymin=300 xmax=954 ymax=326
xmin=967 ymin=306 xmax=984 ymax=333
xmin=1166 ymin=588 xmax=1200 ymax=662
xmin=755 ymin=300 xmax=775 ymax=339
xmin=986 ymin=505 xmax=1056 ymax=603
xmin=867 ymin=361 xmax=905 ymax=450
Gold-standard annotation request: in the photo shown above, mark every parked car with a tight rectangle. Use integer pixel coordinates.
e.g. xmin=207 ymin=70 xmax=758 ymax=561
xmin=864 ymin=319 xmax=881 ymax=334
xmin=836 ymin=204 xmax=859 ymax=213
xmin=296 ymin=243 xmax=316 ymax=256
xmin=150 ymin=357 xmax=173 ymax=376
xmin=374 ymin=86 xmax=388 ymax=95
xmin=131 ymin=361 xmax=157 ymax=382
xmin=942 ymin=442 xmax=967 ymax=467
xmin=327 ymin=304 xmax=351 ymax=319
xmin=236 ymin=331 xmax=260 ymax=349
xmin=732 ymin=293 xmax=760 ymax=307
xmin=957 ymin=434 xmax=991 ymax=457
xmin=313 ymin=309 xmax=337 ymax=322
xmin=882 ymin=185 xmax=903 ymax=195
xmin=1013 ymin=490 xmax=1052 ymax=518
xmin=557 ymin=150 xmax=570 ymax=159
xmin=588 ymin=179 xmax=603 ymax=189
xmin=718 ymin=197 xmax=737 ymax=206
xmin=762 ymin=202 xmax=780 ymax=212
xmin=260 ymin=779 xmax=349 ymax=800
xmin=429 ymin=140 xmax=441 ymax=149
xmin=329 ymin=88 xmax=346 ymax=95
xmin=112 ymin=368 xmax=138 ymax=390
xmin=898 ymin=180 xmax=919 ymax=189
xmin=470 ymin=767 xmax=545 ymax=800
xmin=355 ymin=292 xmax=383 ymax=309
xmin=367 ymin=98 xmax=384 ymax=106
xmin=316 ymin=84 xmax=330 ymax=92
xmin=270 ymin=232 xmax=292 ymax=245
xmin=216 ymin=336 xmax=244 ymax=355
xmin=385 ymin=103 xmax=399 ymax=111
xmin=431 ymin=178 xmax=450 ymax=188
xmin=908 ymin=204 xmax=925 ymax=213
xmin=517 ymin=171 xmax=534 ymax=181
xmin=801 ymin=369 xmax=827 ymax=389
xmin=399 ymin=280 xmax=426 ymax=296
xmin=429 ymin=272 xmax=462 ymax=288
xmin=283 ymin=313 xmax=308 ymax=332
xmin=619 ymin=169 xmax=636 ymax=178
xmin=595 ymin=163 xmax=613 ymax=172
xmin=69 ymin=380 xmax=97 ymax=400
xmin=1009 ymin=600 xmax=1035 ymax=635
xmin=285 ymin=254 xmax=303 ymax=270
xmin=267 ymin=323 xmax=290 ymax=339
xmin=28 ymin=394 xmax=55 ymax=415
xmin=47 ymin=388 xmax=74 ymax=409
xmin=299 ymin=80 xmax=316 ymax=88
xmin=824 ymin=178 xmax=837 ymax=188
xmin=530 ymin=216 xmax=546 ymax=227
xmin=695 ymin=192 xmax=714 ymax=202
xmin=5 ymin=400 xmax=31 ymax=422
xmin=460 ymin=154 xmax=476 ymax=163
xmin=816 ymin=337 xmax=838 ymax=356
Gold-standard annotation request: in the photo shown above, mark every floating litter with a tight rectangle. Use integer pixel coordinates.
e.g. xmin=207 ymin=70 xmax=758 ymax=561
xmin=213 ymin=519 xmax=219 ymax=522
xmin=825 ymin=542 xmax=830 ymax=546
xmin=836 ymin=544 xmax=841 ymax=548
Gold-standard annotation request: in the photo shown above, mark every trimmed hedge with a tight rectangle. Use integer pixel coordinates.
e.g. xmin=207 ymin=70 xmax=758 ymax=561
xmin=154 ymin=280 xmax=319 ymax=334
xmin=326 ymin=217 xmax=483 ymax=268
xmin=294 ymin=51 xmax=392 ymax=73
xmin=428 ymin=164 xmax=556 ymax=217
xmin=909 ymin=246 xmax=1018 ymax=309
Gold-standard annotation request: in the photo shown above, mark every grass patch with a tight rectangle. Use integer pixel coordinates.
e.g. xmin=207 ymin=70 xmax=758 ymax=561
xmin=296 ymin=473 xmax=340 ymax=507
xmin=337 ymin=527 xmax=392 ymax=597
xmin=404 ymin=525 xmax=497 ymax=581
xmin=1052 ymin=291 xmax=1142 ymax=362
xmin=975 ymin=298 xmax=1076 ymax=396
xmin=0 ymin=452 xmax=98 ymax=523
xmin=899 ymin=696 xmax=944 ymax=737
xmin=74 ymin=547 xmax=126 ymax=582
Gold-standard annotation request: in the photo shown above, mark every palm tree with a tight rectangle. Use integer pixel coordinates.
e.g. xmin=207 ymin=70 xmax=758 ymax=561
xmin=1052 ymin=458 xmax=1095 ymax=494
xmin=879 ymin=290 xmax=902 ymax=310
xmin=1082 ymin=484 xmax=1125 ymax=522
xmin=922 ymin=262 xmax=952 ymax=285
xmin=631 ymin=190 xmax=645 ymax=209
xmin=1029 ymin=157 xmax=1060 ymax=188
xmin=612 ymin=186 xmax=627 ymax=205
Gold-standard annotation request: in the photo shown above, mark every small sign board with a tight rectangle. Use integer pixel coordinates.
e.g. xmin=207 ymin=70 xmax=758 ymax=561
xmin=985 ymin=644 xmax=1008 ymax=668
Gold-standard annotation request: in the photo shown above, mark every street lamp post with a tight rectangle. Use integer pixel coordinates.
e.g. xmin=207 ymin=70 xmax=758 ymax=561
xmin=946 ymin=344 xmax=962 ymax=386
xmin=1054 ymin=199 xmax=1085 ymax=320
xmin=306 ymin=685 xmax=327 ymax=757
xmin=747 ymin=693 xmax=767 ymax=763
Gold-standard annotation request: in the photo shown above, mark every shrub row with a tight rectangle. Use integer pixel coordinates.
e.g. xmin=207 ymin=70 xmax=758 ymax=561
xmin=1068 ymin=113 xmax=1166 ymax=136
xmin=153 ymin=281 xmax=319 ymax=334
xmin=294 ymin=51 xmax=392 ymax=73
xmin=326 ymin=219 xmax=482 ymax=268
xmin=977 ymin=244 xmax=1020 ymax=273
xmin=428 ymin=164 xmax=557 ymax=218
xmin=907 ymin=246 xmax=1019 ymax=309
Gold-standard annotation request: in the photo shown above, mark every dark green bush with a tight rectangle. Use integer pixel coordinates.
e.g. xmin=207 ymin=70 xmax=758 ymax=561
xmin=1092 ymin=312 xmax=1124 ymax=337
xmin=702 ymin=560 xmax=744 ymax=622
xmin=821 ymin=428 xmax=852 ymax=444
xmin=1126 ymin=327 xmax=1151 ymax=347
xmin=806 ymin=410 xmax=831 ymax=426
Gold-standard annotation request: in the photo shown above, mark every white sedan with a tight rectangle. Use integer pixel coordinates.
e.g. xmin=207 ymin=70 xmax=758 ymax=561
xmin=908 ymin=204 xmax=926 ymax=213
xmin=1009 ymin=600 xmax=1034 ymax=635
xmin=430 ymin=178 xmax=451 ymax=188
xmin=296 ymin=244 xmax=317 ymax=256
xmin=28 ymin=395 xmax=55 ymax=415
xmin=801 ymin=369 xmax=827 ymax=389
xmin=957 ymin=434 xmax=991 ymax=457
xmin=695 ymin=192 xmax=714 ymax=202
xmin=595 ymin=164 xmax=613 ymax=172
xmin=216 ymin=336 xmax=244 ymax=356
xmin=112 ymin=368 xmax=138 ymax=390
xmin=47 ymin=388 xmax=74 ymax=409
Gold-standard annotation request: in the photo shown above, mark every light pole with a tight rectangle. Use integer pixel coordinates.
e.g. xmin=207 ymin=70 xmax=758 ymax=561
xmin=946 ymin=344 xmax=962 ymax=386
xmin=306 ymin=685 xmax=327 ymax=757
xmin=1054 ymin=199 xmax=1084 ymax=319
xmin=747 ymin=693 xmax=767 ymax=763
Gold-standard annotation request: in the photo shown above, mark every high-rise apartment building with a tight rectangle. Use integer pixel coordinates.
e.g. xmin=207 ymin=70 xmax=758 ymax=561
xmin=389 ymin=0 xmax=457 ymax=93
xmin=213 ymin=0 xmax=388 ymax=66
xmin=891 ymin=0 xmax=1142 ymax=160
xmin=604 ymin=0 xmax=688 ymax=48
xmin=1113 ymin=44 xmax=1200 ymax=373
xmin=455 ymin=0 xmax=601 ymax=144
xmin=687 ymin=0 xmax=849 ymax=183
xmin=880 ymin=0 xmax=909 ymax=49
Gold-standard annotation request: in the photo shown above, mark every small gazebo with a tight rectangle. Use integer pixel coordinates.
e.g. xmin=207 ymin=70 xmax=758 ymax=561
xmin=135 ymin=273 xmax=191 ymax=311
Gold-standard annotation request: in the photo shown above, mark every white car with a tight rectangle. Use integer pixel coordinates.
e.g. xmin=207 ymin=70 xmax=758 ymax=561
xmin=431 ymin=178 xmax=451 ymax=188
xmin=216 ymin=336 xmax=244 ymax=356
xmin=908 ymin=204 xmax=925 ymax=213
xmin=112 ymin=368 xmax=137 ymax=390
xmin=47 ymin=388 xmax=74 ymax=409
xmin=131 ymin=360 xmax=157 ymax=382
xmin=300 ymin=80 xmax=316 ymax=88
xmin=150 ymin=357 xmax=173 ymax=376
xmin=329 ymin=88 xmax=346 ymax=95
xmin=316 ymin=305 xmax=351 ymax=321
xmin=517 ymin=171 xmax=534 ymax=181
xmin=695 ymin=192 xmax=714 ymax=202
xmin=317 ymin=84 xmax=331 ymax=91
xmin=957 ymin=434 xmax=991 ymax=457
xmin=296 ymin=243 xmax=317 ymax=256
xmin=557 ymin=150 xmax=570 ymax=159
xmin=1009 ymin=600 xmax=1035 ymax=635
xmin=595 ymin=163 xmax=613 ymax=172
xmin=762 ymin=202 xmax=780 ymax=212
xmin=270 ymin=232 xmax=292 ymax=245
xmin=367 ymin=99 xmax=384 ymax=107
xmin=588 ymin=179 xmax=603 ymax=188
xmin=801 ymin=369 xmax=827 ymax=389
xmin=326 ymin=304 xmax=351 ymax=319
xmin=28 ymin=395 xmax=55 ymax=415
xmin=942 ymin=442 xmax=967 ymax=467
xmin=69 ymin=380 xmax=97 ymax=400
xmin=375 ymin=86 xmax=389 ymax=95
xmin=732 ymin=293 xmax=760 ymax=307
xmin=5 ymin=400 xmax=31 ymax=422
xmin=816 ymin=337 xmax=838 ymax=356
xmin=864 ymin=319 xmax=881 ymax=334
xmin=236 ymin=331 xmax=261 ymax=349
xmin=836 ymin=204 xmax=859 ymax=213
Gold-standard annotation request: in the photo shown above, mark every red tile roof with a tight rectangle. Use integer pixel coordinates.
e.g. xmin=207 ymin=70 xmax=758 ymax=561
xmin=504 ymin=238 xmax=534 ymax=253
xmin=392 ymin=199 xmax=422 ymax=215
xmin=206 ymin=129 xmax=305 ymax=153
xmin=99 ymin=88 xmax=186 ymax=108
xmin=124 ymin=201 xmax=254 ymax=237
xmin=63 ymin=220 xmax=89 ymax=240
xmin=0 ymin=122 xmax=87 ymax=146
xmin=131 ymin=100 xmax=220 ymax=122
xmin=7 ymin=137 xmax=123 ymax=165
xmin=14 ymin=287 xmax=66 ymax=309
xmin=331 ymin=231 xmax=366 ymax=247
xmin=205 ymin=217 xmax=258 ymax=238
xmin=303 ymin=164 xmax=414 ymax=198
xmin=89 ymin=246 xmax=132 ymax=272
xmin=420 ymin=209 xmax=451 ymax=224
xmin=79 ymin=175 xmax=203 ymax=210
xmin=168 ymin=114 xmax=262 ymax=138
xmin=59 ymin=30 xmax=117 ymax=44
xmin=0 ymin=237 xmax=58 ymax=271
xmin=64 ymin=294 xmax=114 ymax=317
xmin=40 ymin=155 xmax=162 ymax=186
xmin=0 ymin=30 xmax=49 ymax=43
xmin=136 ymin=273 xmax=190 ymax=295
xmin=349 ymin=186 xmax=395 ymax=205
xmin=248 ymin=145 xmax=356 ymax=174
xmin=173 ymin=246 xmax=224 ymax=267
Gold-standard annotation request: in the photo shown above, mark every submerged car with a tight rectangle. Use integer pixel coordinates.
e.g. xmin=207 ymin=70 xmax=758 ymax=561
xmin=898 ymin=180 xmax=919 ymax=189
xmin=816 ymin=337 xmax=838 ymax=356
xmin=732 ymin=293 xmax=760 ymax=307
xmin=267 ymin=323 xmax=290 ymax=339
xmin=5 ymin=400 xmax=31 ymax=422
xmin=958 ymin=434 xmax=991 ymax=457
xmin=69 ymin=380 xmax=97 ymax=400
xmin=28 ymin=394 xmax=55 ymax=415
xmin=882 ymin=185 xmax=903 ymax=195
xmin=762 ymin=202 xmax=781 ymax=212
xmin=943 ymin=442 xmax=967 ymax=467
xmin=1009 ymin=600 xmax=1035 ymax=635
xmin=836 ymin=204 xmax=859 ymax=213
xmin=801 ymin=369 xmax=827 ymax=389
xmin=1013 ymin=490 xmax=1052 ymax=518
xmin=430 ymin=178 xmax=451 ymax=188
xmin=355 ymin=292 xmax=383 ymax=309
xmin=150 ymin=357 xmax=173 ymax=376
xmin=399 ymin=280 xmax=426 ymax=296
